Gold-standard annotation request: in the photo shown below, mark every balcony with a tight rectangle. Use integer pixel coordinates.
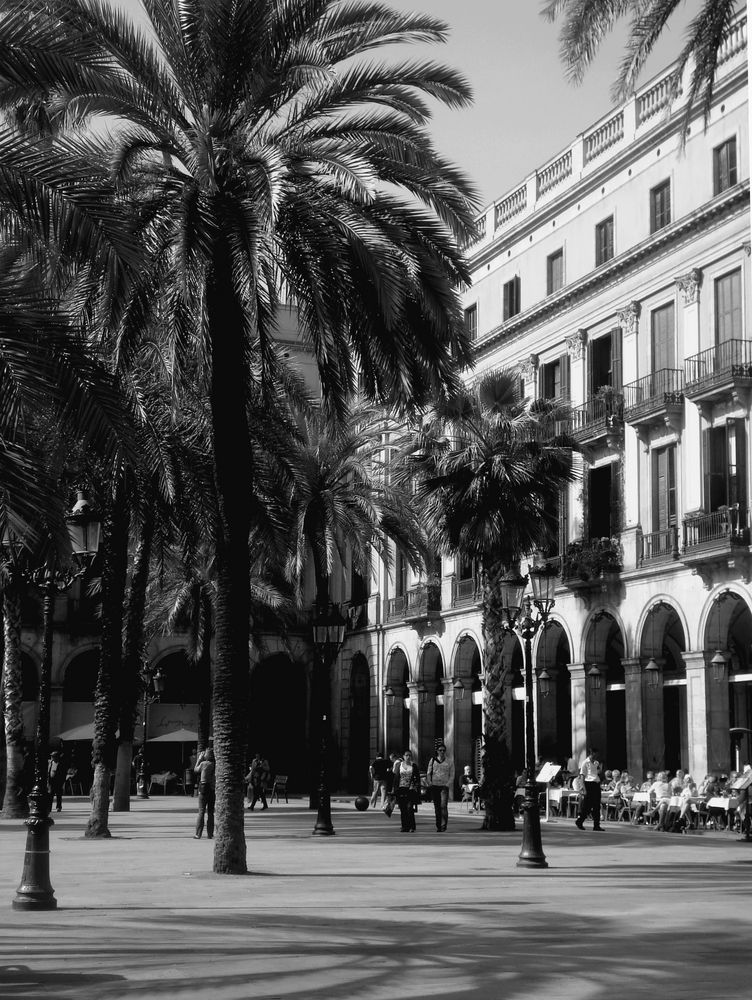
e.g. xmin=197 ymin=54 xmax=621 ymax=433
xmin=561 ymin=538 xmax=623 ymax=587
xmin=386 ymin=583 xmax=441 ymax=624
xmin=684 ymin=339 xmax=752 ymax=416
xmin=682 ymin=505 xmax=750 ymax=566
xmin=638 ymin=525 xmax=680 ymax=565
xmin=623 ymin=368 xmax=684 ymax=439
xmin=570 ymin=390 xmax=624 ymax=447
xmin=451 ymin=575 xmax=482 ymax=608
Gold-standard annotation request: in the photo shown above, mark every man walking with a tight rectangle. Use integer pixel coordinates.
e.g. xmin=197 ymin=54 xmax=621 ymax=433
xmin=194 ymin=747 xmax=216 ymax=839
xmin=369 ymin=751 xmax=390 ymax=808
xmin=576 ymin=747 xmax=604 ymax=831
xmin=427 ymin=744 xmax=452 ymax=832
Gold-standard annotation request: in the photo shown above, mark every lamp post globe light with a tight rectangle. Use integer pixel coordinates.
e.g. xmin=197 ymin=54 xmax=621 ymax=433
xmin=498 ymin=561 xmax=557 ymax=869
xmin=137 ymin=665 xmax=165 ymax=798
xmin=13 ymin=492 xmax=101 ymax=911
xmin=311 ymin=603 xmax=347 ymax=837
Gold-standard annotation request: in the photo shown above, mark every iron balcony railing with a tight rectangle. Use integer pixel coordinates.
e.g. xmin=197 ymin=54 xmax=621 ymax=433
xmin=386 ymin=583 xmax=441 ymax=623
xmin=571 ymin=391 xmax=624 ymax=436
xmin=682 ymin=504 xmax=750 ymax=551
xmin=451 ymin=576 xmax=482 ymax=608
xmin=684 ymin=338 xmax=752 ymax=390
xmin=386 ymin=594 xmax=407 ymax=622
xmin=623 ymin=368 xmax=683 ymax=418
xmin=639 ymin=525 xmax=679 ymax=564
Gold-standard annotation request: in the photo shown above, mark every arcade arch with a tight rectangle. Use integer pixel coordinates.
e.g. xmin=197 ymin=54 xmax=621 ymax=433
xmin=249 ymin=653 xmax=308 ymax=791
xmin=347 ymin=653 xmax=370 ymax=792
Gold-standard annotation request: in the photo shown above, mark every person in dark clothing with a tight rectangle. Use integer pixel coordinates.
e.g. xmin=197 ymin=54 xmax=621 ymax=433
xmin=576 ymin=748 xmax=604 ymax=831
xmin=245 ymin=752 xmax=270 ymax=810
xmin=48 ymin=751 xmax=66 ymax=812
xmin=369 ymin=752 xmax=390 ymax=808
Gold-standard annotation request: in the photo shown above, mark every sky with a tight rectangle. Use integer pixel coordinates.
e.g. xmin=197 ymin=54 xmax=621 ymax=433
xmin=119 ymin=0 xmax=701 ymax=208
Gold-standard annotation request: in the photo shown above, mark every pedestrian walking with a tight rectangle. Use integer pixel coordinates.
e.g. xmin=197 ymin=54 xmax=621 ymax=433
xmin=246 ymin=752 xmax=270 ymax=810
xmin=576 ymin=747 xmax=604 ymax=831
xmin=369 ymin=751 xmax=390 ymax=808
xmin=194 ymin=747 xmax=215 ymax=839
xmin=393 ymin=749 xmax=421 ymax=832
xmin=48 ymin=750 xmax=66 ymax=812
xmin=426 ymin=744 xmax=452 ymax=832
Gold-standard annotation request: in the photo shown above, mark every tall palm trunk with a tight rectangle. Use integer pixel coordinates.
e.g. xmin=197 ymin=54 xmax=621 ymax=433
xmin=0 ymin=607 xmax=8 ymax=809
xmin=196 ymin=590 xmax=212 ymax=753
xmin=113 ymin=512 xmax=154 ymax=811
xmin=2 ymin=586 xmax=29 ymax=819
xmin=85 ymin=482 xmax=129 ymax=837
xmin=208 ymin=237 xmax=253 ymax=874
xmin=480 ymin=563 xmax=516 ymax=831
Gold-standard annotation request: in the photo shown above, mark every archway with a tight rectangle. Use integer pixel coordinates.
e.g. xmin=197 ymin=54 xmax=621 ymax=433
xmin=640 ymin=601 xmax=687 ymax=774
xmin=452 ymin=635 xmax=482 ymax=789
xmin=705 ymin=591 xmax=752 ymax=772
xmin=348 ymin=653 xmax=371 ymax=793
xmin=384 ymin=648 xmax=410 ymax=757
xmin=584 ymin=612 xmax=626 ymax=770
xmin=417 ymin=642 xmax=444 ymax=766
xmin=249 ymin=654 xmax=308 ymax=791
xmin=154 ymin=650 xmax=198 ymax=706
xmin=535 ymin=621 xmax=572 ymax=767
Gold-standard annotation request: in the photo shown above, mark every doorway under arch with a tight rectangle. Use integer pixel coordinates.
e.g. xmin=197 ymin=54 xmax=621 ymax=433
xmin=348 ymin=654 xmax=371 ymax=793
xmin=249 ymin=654 xmax=308 ymax=791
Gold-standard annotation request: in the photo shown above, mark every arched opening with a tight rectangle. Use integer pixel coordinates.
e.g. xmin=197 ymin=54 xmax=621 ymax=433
xmin=417 ymin=642 xmax=444 ymax=765
xmin=154 ymin=650 xmax=198 ymax=706
xmin=705 ymin=591 xmax=752 ymax=772
xmin=348 ymin=654 xmax=371 ymax=793
xmin=452 ymin=635 xmax=482 ymax=788
xmin=535 ymin=621 xmax=572 ymax=767
xmin=63 ymin=649 xmax=98 ymax=703
xmin=584 ymin=612 xmax=626 ymax=770
xmin=249 ymin=654 xmax=308 ymax=791
xmin=384 ymin=649 xmax=410 ymax=757
xmin=21 ymin=653 xmax=38 ymax=702
xmin=640 ymin=602 xmax=687 ymax=773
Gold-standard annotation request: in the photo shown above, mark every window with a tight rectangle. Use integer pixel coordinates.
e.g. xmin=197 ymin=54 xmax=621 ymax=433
xmin=650 ymin=180 xmax=671 ymax=233
xmin=714 ymin=137 xmax=738 ymax=195
xmin=715 ymin=269 xmax=742 ymax=344
xmin=651 ymin=303 xmax=675 ymax=371
xmin=587 ymin=463 xmax=620 ymax=539
xmin=541 ymin=355 xmax=570 ymax=401
xmin=395 ymin=549 xmax=407 ymax=596
xmin=547 ymin=249 xmax=564 ymax=295
xmin=464 ymin=304 xmax=478 ymax=341
xmin=588 ymin=328 xmax=622 ymax=393
xmin=652 ymin=445 xmax=677 ymax=532
xmin=503 ymin=276 xmax=521 ymax=320
xmin=595 ymin=216 xmax=614 ymax=266
xmin=703 ymin=420 xmax=746 ymax=512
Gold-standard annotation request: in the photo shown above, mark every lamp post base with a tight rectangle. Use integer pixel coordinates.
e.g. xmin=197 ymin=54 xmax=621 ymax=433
xmin=516 ymin=784 xmax=548 ymax=869
xmin=312 ymin=795 xmax=335 ymax=836
xmin=13 ymin=805 xmax=57 ymax=910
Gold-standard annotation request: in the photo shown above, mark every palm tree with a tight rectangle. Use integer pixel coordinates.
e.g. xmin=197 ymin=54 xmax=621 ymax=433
xmin=542 ymin=0 xmax=741 ymax=131
xmin=285 ymin=403 xmax=429 ymax=802
xmin=398 ymin=371 xmax=578 ymax=830
xmin=0 ymin=583 xmax=27 ymax=818
xmin=0 ymin=0 xmax=478 ymax=873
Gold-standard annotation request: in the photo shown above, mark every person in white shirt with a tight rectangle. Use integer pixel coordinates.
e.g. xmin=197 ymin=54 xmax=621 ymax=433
xmin=426 ymin=745 xmax=453 ymax=832
xmin=576 ymin=748 xmax=604 ymax=831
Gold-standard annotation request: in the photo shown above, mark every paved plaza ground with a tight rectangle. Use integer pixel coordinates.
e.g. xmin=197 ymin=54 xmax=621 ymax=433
xmin=0 ymin=795 xmax=750 ymax=1000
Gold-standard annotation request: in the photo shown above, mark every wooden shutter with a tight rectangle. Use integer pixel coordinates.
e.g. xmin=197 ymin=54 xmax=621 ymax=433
xmin=609 ymin=460 xmax=621 ymax=535
xmin=560 ymin=354 xmax=570 ymax=401
xmin=610 ymin=327 xmax=622 ymax=390
xmin=728 ymin=418 xmax=747 ymax=509
xmin=651 ymin=304 xmax=675 ymax=372
xmin=558 ymin=487 xmax=569 ymax=556
xmin=715 ymin=270 xmax=742 ymax=345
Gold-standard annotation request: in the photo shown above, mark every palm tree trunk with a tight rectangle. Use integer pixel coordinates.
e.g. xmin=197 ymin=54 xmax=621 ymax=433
xmin=113 ymin=512 xmax=154 ymax=811
xmin=208 ymin=237 xmax=253 ymax=874
xmin=197 ymin=593 xmax=212 ymax=752
xmin=85 ymin=482 xmax=129 ymax=838
xmin=2 ymin=586 xmax=29 ymax=819
xmin=480 ymin=566 xmax=516 ymax=831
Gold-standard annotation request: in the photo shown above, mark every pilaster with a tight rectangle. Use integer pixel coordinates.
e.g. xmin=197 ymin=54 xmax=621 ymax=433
xmin=677 ymin=268 xmax=703 ymax=511
xmin=568 ymin=662 xmax=587 ymax=765
xmin=622 ymin=658 xmax=644 ymax=779
xmin=586 ymin=663 xmax=608 ymax=755
xmin=446 ymin=677 xmax=471 ymax=798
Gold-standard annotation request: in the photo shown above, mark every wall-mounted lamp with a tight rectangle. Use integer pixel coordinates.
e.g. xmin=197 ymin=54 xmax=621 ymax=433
xmin=538 ymin=668 xmax=551 ymax=698
xmin=644 ymin=657 xmax=660 ymax=689
xmin=710 ymin=649 xmax=727 ymax=683
xmin=383 ymin=685 xmax=396 ymax=707
xmin=452 ymin=677 xmax=465 ymax=700
xmin=417 ymin=682 xmax=428 ymax=704
xmin=587 ymin=664 xmax=602 ymax=691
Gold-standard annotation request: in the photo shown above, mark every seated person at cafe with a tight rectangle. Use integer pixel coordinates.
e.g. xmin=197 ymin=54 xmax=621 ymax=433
xmin=460 ymin=766 xmax=481 ymax=808
xmin=649 ymin=771 xmax=673 ymax=830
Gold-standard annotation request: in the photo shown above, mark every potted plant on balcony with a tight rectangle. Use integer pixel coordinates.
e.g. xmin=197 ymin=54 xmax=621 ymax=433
xmin=563 ymin=536 xmax=623 ymax=582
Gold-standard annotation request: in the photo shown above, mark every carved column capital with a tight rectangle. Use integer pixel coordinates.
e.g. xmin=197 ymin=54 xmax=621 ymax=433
xmin=518 ymin=352 xmax=539 ymax=380
xmin=618 ymin=301 xmax=641 ymax=335
xmin=676 ymin=268 xmax=703 ymax=306
xmin=566 ymin=329 xmax=587 ymax=360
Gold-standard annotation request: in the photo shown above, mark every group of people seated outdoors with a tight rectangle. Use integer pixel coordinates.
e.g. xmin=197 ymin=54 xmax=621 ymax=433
xmin=554 ymin=765 xmax=749 ymax=834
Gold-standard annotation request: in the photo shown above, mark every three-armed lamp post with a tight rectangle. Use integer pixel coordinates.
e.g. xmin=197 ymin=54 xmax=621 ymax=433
xmin=498 ymin=561 xmax=557 ymax=869
xmin=137 ymin=664 xmax=165 ymax=798
xmin=13 ymin=491 xmax=101 ymax=910
xmin=311 ymin=603 xmax=347 ymax=836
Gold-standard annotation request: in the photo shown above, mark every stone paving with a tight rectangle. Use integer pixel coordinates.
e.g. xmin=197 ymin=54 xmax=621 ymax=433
xmin=0 ymin=795 xmax=750 ymax=999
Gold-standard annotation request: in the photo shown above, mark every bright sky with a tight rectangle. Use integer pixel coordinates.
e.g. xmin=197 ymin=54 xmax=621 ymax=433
xmin=118 ymin=0 xmax=701 ymax=208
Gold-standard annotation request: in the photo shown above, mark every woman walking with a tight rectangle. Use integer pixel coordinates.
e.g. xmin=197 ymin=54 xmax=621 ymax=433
xmin=393 ymin=749 xmax=421 ymax=833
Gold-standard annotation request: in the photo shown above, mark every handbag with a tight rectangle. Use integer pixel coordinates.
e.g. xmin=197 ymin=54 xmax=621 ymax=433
xmin=408 ymin=787 xmax=421 ymax=806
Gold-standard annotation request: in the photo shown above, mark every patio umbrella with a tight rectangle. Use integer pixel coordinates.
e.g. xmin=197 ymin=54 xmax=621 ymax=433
xmin=147 ymin=729 xmax=198 ymax=743
xmin=56 ymin=722 xmax=95 ymax=741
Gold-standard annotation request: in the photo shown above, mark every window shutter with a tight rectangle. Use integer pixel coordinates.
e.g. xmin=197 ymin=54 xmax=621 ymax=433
xmin=503 ymin=281 xmax=510 ymax=320
xmin=728 ymin=418 xmax=747 ymax=509
xmin=560 ymin=354 xmax=570 ymax=401
xmin=609 ymin=460 xmax=622 ymax=535
xmin=610 ymin=327 xmax=622 ymax=390
xmin=702 ymin=428 xmax=712 ymax=512
xmin=587 ymin=340 xmax=594 ymax=397
xmin=558 ymin=487 xmax=569 ymax=556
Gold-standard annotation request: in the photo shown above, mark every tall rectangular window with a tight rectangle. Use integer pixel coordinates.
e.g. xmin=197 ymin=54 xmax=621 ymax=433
xmin=715 ymin=269 xmax=742 ymax=344
xmin=714 ymin=137 xmax=738 ymax=194
xmin=595 ymin=216 xmax=614 ymax=266
xmin=547 ymin=249 xmax=564 ymax=294
xmin=650 ymin=180 xmax=671 ymax=233
xmin=503 ymin=276 xmax=521 ymax=320
xmin=652 ymin=445 xmax=677 ymax=532
xmin=464 ymin=304 xmax=477 ymax=341
xmin=651 ymin=302 xmax=675 ymax=371
xmin=703 ymin=420 xmax=747 ymax=512
xmin=541 ymin=355 xmax=570 ymax=401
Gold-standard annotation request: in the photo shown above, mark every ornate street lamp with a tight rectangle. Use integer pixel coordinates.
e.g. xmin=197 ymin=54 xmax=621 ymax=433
xmin=383 ymin=685 xmax=396 ymax=707
xmin=137 ymin=665 xmax=165 ymax=798
xmin=498 ymin=561 xmax=557 ymax=869
xmin=710 ymin=649 xmax=727 ymax=683
xmin=452 ymin=677 xmax=465 ymax=700
xmin=644 ymin=657 xmax=661 ymax=689
xmin=311 ymin=603 xmax=347 ymax=836
xmin=13 ymin=492 xmax=101 ymax=911
xmin=588 ymin=664 xmax=602 ymax=690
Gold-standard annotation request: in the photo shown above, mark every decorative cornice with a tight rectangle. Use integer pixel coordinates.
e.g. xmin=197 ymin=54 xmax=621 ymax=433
xmin=471 ymin=182 xmax=749 ymax=360
xmin=617 ymin=301 xmax=641 ymax=336
xmin=566 ymin=329 xmax=587 ymax=360
xmin=675 ymin=267 xmax=703 ymax=305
